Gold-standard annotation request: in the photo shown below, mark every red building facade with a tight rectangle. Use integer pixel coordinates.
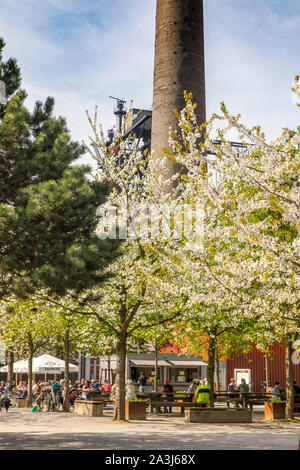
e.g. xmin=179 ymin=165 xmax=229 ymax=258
xmin=226 ymin=343 xmax=300 ymax=392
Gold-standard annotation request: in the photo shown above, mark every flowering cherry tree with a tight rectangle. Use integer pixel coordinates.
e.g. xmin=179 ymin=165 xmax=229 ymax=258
xmin=161 ymin=81 xmax=300 ymax=417
xmin=70 ymin=110 xmax=187 ymax=421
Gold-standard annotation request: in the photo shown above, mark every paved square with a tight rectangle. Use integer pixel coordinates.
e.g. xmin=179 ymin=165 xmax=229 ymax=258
xmin=0 ymin=407 xmax=299 ymax=450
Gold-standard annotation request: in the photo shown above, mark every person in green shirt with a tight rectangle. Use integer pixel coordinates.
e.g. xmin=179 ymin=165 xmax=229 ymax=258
xmin=194 ymin=380 xmax=210 ymax=406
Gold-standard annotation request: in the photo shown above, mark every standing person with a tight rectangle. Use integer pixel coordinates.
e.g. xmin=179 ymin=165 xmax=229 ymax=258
xmin=138 ymin=372 xmax=147 ymax=393
xmin=194 ymin=379 xmax=210 ymax=407
xmin=162 ymin=379 xmax=173 ymax=414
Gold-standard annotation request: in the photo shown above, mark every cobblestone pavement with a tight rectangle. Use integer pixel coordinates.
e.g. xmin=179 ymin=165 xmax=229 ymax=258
xmin=0 ymin=407 xmax=299 ymax=450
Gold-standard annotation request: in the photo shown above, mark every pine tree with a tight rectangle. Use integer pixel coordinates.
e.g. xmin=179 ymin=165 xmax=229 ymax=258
xmin=0 ymin=38 xmax=117 ymax=298
xmin=0 ymin=38 xmax=21 ymax=118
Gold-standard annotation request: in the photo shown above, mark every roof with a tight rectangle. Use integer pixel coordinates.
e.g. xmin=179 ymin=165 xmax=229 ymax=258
xmin=129 ymin=359 xmax=170 ymax=367
xmin=169 ymin=360 xmax=207 ymax=367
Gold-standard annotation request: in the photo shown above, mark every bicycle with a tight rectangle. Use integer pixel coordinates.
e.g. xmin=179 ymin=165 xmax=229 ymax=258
xmin=43 ymin=387 xmax=61 ymax=412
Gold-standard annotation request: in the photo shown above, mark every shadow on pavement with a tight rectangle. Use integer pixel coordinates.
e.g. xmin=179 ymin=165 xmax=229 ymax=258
xmin=0 ymin=431 xmax=298 ymax=450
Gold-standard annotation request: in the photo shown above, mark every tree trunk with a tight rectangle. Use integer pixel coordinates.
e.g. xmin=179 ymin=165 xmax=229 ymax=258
xmin=265 ymin=353 xmax=269 ymax=389
xmin=215 ymin=347 xmax=220 ymax=392
xmin=207 ymin=335 xmax=216 ymax=407
xmin=113 ymin=332 xmax=127 ymax=421
xmin=63 ymin=329 xmax=70 ymax=412
xmin=285 ymin=341 xmax=294 ymax=420
xmin=7 ymin=348 xmax=14 ymax=386
xmin=154 ymin=341 xmax=158 ymax=392
xmin=107 ymin=356 xmax=111 ymax=383
xmin=27 ymin=336 xmax=34 ymax=407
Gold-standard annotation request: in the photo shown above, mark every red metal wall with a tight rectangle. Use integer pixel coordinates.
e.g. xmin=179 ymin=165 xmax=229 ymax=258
xmin=226 ymin=343 xmax=300 ymax=392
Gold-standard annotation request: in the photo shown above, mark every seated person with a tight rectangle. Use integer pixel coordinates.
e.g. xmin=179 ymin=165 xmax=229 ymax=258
xmin=162 ymin=379 xmax=173 ymax=414
xmin=81 ymin=380 xmax=93 ymax=400
xmin=125 ymin=380 xmax=136 ymax=401
xmin=91 ymin=380 xmax=99 ymax=391
xmin=101 ymin=380 xmax=112 ymax=396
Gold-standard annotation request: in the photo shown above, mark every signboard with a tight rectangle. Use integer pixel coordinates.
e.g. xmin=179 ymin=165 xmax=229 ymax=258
xmin=234 ymin=369 xmax=251 ymax=386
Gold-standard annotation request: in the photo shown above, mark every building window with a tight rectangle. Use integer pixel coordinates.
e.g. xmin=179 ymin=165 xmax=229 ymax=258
xmin=169 ymin=368 xmax=199 ymax=383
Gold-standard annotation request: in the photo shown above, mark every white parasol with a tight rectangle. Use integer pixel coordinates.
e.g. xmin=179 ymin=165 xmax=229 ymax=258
xmin=0 ymin=354 xmax=79 ymax=373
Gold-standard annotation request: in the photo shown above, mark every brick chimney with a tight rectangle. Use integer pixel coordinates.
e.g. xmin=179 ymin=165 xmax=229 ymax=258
xmin=151 ymin=0 xmax=206 ymax=184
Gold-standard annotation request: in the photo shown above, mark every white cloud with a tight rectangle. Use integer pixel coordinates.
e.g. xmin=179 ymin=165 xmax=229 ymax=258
xmin=1 ymin=0 xmax=300 ymax=169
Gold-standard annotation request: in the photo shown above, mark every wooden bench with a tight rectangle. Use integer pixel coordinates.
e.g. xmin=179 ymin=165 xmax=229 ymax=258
xmin=88 ymin=396 xmax=112 ymax=403
xmin=148 ymin=401 xmax=209 ymax=416
xmin=247 ymin=399 xmax=300 ymax=412
xmin=214 ymin=397 xmax=245 ymax=407
xmin=247 ymin=399 xmax=266 ymax=410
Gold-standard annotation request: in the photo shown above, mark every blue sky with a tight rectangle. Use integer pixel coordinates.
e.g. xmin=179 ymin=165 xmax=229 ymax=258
xmin=1 ymin=0 xmax=300 ymax=168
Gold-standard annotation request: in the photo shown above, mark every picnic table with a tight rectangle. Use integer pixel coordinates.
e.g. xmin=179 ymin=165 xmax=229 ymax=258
xmin=136 ymin=391 xmax=194 ymax=414
xmin=214 ymin=392 xmax=300 ymax=410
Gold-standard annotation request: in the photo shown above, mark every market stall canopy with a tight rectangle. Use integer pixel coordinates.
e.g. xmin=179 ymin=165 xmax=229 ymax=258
xmin=0 ymin=354 xmax=78 ymax=373
xmin=130 ymin=359 xmax=170 ymax=367
xmin=33 ymin=354 xmax=78 ymax=373
xmin=0 ymin=358 xmax=29 ymax=373
xmin=169 ymin=360 xmax=207 ymax=367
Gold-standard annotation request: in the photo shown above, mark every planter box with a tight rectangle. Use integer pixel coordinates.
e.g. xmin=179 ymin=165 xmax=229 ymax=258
xmin=125 ymin=401 xmax=147 ymax=421
xmin=74 ymin=400 xmax=104 ymax=417
xmin=185 ymin=407 xmax=252 ymax=423
xmin=16 ymin=398 xmax=27 ymax=408
xmin=264 ymin=402 xmax=286 ymax=420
